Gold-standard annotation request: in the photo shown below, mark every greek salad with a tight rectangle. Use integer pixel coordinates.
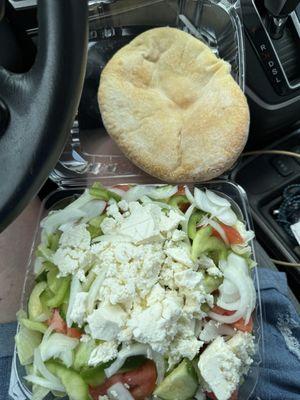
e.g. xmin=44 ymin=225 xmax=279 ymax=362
xmin=16 ymin=183 xmax=257 ymax=400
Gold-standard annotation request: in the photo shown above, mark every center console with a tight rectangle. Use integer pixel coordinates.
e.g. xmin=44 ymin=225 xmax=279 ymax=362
xmin=241 ymin=0 xmax=300 ymax=138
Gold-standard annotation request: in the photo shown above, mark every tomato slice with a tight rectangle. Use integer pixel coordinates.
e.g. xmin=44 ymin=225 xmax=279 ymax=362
xmin=206 ymin=392 xmax=218 ymax=400
xmin=232 ymin=317 xmax=253 ymax=333
xmin=112 ymin=184 xmax=131 ymax=192
xmin=47 ymin=309 xmax=67 ymax=333
xmin=89 ymin=360 xmax=157 ymax=400
xmin=211 ymin=223 xmax=244 ymax=245
xmin=176 ymin=185 xmax=186 ymax=196
xmin=47 ymin=309 xmax=82 ymax=338
xmin=206 ymin=390 xmax=238 ymax=400
xmin=67 ymin=327 xmax=83 ymax=338
xmin=210 ymin=305 xmax=235 ymax=316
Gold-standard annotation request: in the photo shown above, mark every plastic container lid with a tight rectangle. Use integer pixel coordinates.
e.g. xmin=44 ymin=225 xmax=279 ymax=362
xmin=50 ymin=0 xmax=246 ymax=188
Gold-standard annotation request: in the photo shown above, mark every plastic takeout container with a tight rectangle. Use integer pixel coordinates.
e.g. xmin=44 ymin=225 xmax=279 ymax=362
xmin=9 ymin=181 xmax=263 ymax=400
xmin=9 ymin=1 xmax=263 ymax=399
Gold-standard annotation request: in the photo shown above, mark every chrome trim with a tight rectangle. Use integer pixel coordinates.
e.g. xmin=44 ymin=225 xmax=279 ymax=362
xmin=9 ymin=0 xmax=36 ymax=8
xmin=251 ymin=0 xmax=300 ymax=90
xmin=291 ymin=10 xmax=300 ymax=37
xmin=246 ymin=85 xmax=300 ymax=109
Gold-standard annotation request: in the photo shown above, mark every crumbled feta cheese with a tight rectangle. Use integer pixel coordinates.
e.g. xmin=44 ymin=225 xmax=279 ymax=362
xmin=200 ymin=320 xmax=235 ymax=343
xmin=168 ymin=336 xmax=203 ymax=368
xmin=87 ymin=304 xmax=127 ymax=341
xmin=53 ymin=247 xmax=89 ymax=277
xmin=88 ymin=341 xmax=118 ymax=366
xmin=174 ymin=269 xmax=203 ymax=289
xmin=159 ymin=209 xmax=185 ymax=232
xmin=171 ymin=229 xmax=188 ymax=242
xmin=106 ymin=203 xmax=123 ymax=221
xmin=198 ymin=336 xmax=242 ymax=400
xmin=70 ymin=292 xmax=88 ymax=327
xmin=227 ymin=332 xmax=255 ymax=375
xmin=165 ymin=246 xmax=194 ymax=268
xmin=118 ymin=200 xmax=129 ymax=212
xmin=59 ymin=223 xmax=91 ymax=250
xmin=80 ymin=334 xmax=91 ymax=343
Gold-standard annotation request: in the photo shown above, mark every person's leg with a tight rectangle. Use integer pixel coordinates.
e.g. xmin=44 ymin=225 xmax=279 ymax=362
xmin=0 ymin=198 xmax=41 ymax=323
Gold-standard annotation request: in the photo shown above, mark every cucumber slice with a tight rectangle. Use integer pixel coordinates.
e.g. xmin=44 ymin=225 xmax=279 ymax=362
xmin=20 ymin=318 xmax=47 ymax=334
xmin=191 ymin=227 xmax=227 ymax=262
xmin=73 ymin=340 xmax=96 ymax=371
xmin=81 ymin=356 xmax=146 ymax=387
xmin=15 ymin=325 xmax=42 ymax=365
xmin=154 ymin=359 xmax=198 ymax=400
xmin=46 ymin=361 xmax=89 ymax=400
xmin=46 ymin=276 xmax=71 ymax=308
xmin=28 ymin=282 xmax=49 ymax=322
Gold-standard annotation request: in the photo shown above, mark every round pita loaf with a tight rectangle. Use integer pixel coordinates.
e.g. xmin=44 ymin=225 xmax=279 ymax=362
xmin=98 ymin=27 xmax=249 ymax=182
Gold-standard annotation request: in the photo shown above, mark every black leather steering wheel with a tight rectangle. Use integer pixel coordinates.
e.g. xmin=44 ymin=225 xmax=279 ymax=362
xmin=0 ymin=0 xmax=88 ymax=232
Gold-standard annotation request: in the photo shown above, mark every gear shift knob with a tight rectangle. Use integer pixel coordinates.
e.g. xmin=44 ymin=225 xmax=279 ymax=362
xmin=264 ymin=0 xmax=300 ymax=38
xmin=264 ymin=0 xmax=300 ymax=17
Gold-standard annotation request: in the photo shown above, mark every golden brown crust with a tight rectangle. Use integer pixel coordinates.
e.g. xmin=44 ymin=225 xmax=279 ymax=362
xmin=98 ymin=27 xmax=249 ymax=182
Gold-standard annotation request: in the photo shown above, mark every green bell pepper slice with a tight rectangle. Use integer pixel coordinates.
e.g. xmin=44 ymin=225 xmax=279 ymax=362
xmin=46 ymin=276 xmax=71 ymax=308
xmin=188 ymin=210 xmax=204 ymax=240
xmin=89 ymin=182 xmax=121 ymax=202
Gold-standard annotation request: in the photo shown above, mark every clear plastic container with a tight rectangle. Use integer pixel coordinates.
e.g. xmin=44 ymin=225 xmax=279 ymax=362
xmin=9 ymin=180 xmax=263 ymax=400
xmin=50 ymin=0 xmax=245 ymax=187
xmin=9 ymin=1 xmax=263 ymax=399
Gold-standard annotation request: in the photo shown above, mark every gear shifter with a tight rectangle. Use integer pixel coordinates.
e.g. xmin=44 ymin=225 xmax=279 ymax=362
xmin=264 ymin=0 xmax=300 ymax=38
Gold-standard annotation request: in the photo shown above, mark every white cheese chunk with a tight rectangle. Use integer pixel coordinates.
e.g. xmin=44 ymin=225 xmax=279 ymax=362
xmin=227 ymin=332 xmax=255 ymax=375
xmin=198 ymin=336 xmax=241 ymax=400
xmin=70 ymin=292 xmax=88 ymax=327
xmin=87 ymin=304 xmax=127 ymax=341
xmin=88 ymin=341 xmax=118 ymax=366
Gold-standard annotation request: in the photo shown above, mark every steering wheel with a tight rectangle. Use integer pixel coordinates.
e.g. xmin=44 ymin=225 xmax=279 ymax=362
xmin=0 ymin=0 xmax=88 ymax=232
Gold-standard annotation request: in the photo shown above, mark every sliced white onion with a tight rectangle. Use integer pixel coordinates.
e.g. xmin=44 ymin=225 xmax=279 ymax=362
xmin=109 ymin=187 xmax=126 ymax=198
xmin=231 ymin=244 xmax=252 ymax=256
xmin=151 ymin=351 xmax=165 ymax=384
xmin=60 ymin=349 xmax=74 ymax=368
xmin=206 ymin=189 xmax=231 ymax=207
xmin=184 ymin=185 xmax=195 ymax=204
xmin=200 ymin=320 xmax=235 ymax=342
xmin=66 ymin=276 xmax=82 ymax=328
xmin=182 ymin=204 xmax=195 ymax=234
xmin=219 ymin=280 xmax=240 ymax=303
xmin=105 ymin=344 xmax=150 ymax=378
xmin=201 ymin=217 xmax=229 ymax=246
xmin=140 ymin=196 xmax=172 ymax=210
xmin=217 ymin=297 xmax=241 ymax=311
xmin=40 ymin=333 xmax=78 ymax=366
xmin=34 ymin=348 xmax=63 ymax=389
xmin=149 ymin=185 xmax=178 ymax=200
xmin=25 ymin=375 xmax=65 ymax=392
xmin=123 ymin=186 xmax=153 ymax=202
xmin=194 ymin=188 xmax=223 ymax=215
xmin=216 ymin=208 xmax=237 ymax=226
xmin=80 ymin=200 xmax=106 ymax=219
xmin=107 ymin=382 xmax=134 ymax=400
xmin=41 ymin=191 xmax=93 ymax=234
xmin=227 ymin=252 xmax=249 ymax=276
xmin=86 ymin=266 xmax=108 ymax=314
xmin=209 ymin=266 xmax=254 ymax=324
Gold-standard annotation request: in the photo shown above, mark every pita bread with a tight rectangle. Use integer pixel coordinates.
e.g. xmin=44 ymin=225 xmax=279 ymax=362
xmin=98 ymin=27 xmax=249 ymax=182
